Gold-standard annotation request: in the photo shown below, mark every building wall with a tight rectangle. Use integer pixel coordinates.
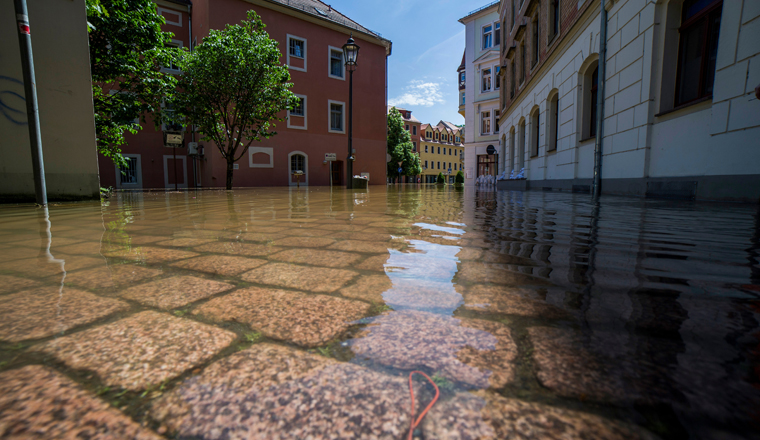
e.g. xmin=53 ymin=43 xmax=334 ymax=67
xmin=99 ymin=0 xmax=390 ymax=189
xmin=461 ymin=4 xmax=501 ymax=185
xmin=497 ymin=0 xmax=760 ymax=202
xmin=0 ymin=0 xmax=100 ymax=201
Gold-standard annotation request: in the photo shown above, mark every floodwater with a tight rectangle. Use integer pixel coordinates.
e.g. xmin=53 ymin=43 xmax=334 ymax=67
xmin=0 ymin=186 xmax=758 ymax=439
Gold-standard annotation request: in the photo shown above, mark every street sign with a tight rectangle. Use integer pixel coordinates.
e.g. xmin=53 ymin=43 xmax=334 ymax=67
xmin=486 ymin=144 xmax=496 ymax=155
xmin=398 ymin=167 xmax=403 ymax=173
xmin=325 ymin=153 xmax=337 ymax=161
xmin=448 ymin=168 xmax=452 ymax=173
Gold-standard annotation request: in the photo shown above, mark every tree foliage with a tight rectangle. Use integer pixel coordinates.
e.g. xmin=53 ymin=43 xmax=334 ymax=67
xmin=437 ymin=172 xmax=445 ymax=184
xmin=87 ymin=0 xmax=178 ymax=167
xmin=455 ymin=170 xmax=464 ymax=184
xmin=174 ymin=11 xmax=298 ymax=190
xmin=386 ymin=107 xmax=421 ymax=179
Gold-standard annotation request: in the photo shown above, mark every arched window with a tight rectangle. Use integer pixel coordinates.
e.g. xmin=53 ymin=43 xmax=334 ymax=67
xmin=530 ymin=107 xmax=540 ymax=157
xmin=518 ymin=119 xmax=526 ymax=169
xmin=547 ymin=91 xmax=559 ymax=151
xmin=578 ymin=57 xmax=599 ymax=140
xmin=288 ymin=151 xmax=308 ymax=186
xmin=509 ymin=127 xmax=516 ymax=171
xmin=589 ymin=66 xmax=599 ymax=138
xmin=291 ymin=154 xmax=305 ymax=173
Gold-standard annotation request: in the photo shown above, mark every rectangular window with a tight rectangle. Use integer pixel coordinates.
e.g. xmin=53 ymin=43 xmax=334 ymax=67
xmin=511 ymin=0 xmax=516 ymax=29
xmin=495 ymin=22 xmax=501 ymax=46
xmin=510 ymin=61 xmax=516 ymax=97
xmin=405 ymin=124 xmax=409 ymax=131
xmin=675 ymin=0 xmax=722 ymax=106
xmin=482 ymin=24 xmax=493 ymax=49
xmin=329 ymin=101 xmax=344 ymax=133
xmin=550 ymin=0 xmax=560 ymax=41
xmin=481 ymin=111 xmax=491 ymax=134
xmin=520 ymin=42 xmax=526 ymax=83
xmin=495 ymin=109 xmax=501 ymax=134
xmin=495 ymin=65 xmax=501 ymax=90
xmin=413 ymin=126 xmax=417 ymax=135
xmin=590 ymin=67 xmax=598 ymax=137
xmin=329 ymin=48 xmax=344 ymax=79
xmin=120 ymin=156 xmax=139 ymax=184
xmin=163 ymin=41 xmax=182 ymax=72
xmin=437 ymin=162 xmax=440 ymax=169
xmin=413 ymin=141 xmax=417 ymax=151
xmin=532 ymin=17 xmax=539 ymax=66
xmin=438 ymin=147 xmax=441 ymax=154
xmin=449 ymin=148 xmax=452 ymax=155
xmin=482 ymin=68 xmax=492 ymax=92
xmin=461 ymin=92 xmax=466 ymax=105
xmin=425 ymin=145 xmax=428 ymax=153
xmin=289 ymin=38 xmax=305 ymax=58
xmin=425 ymin=160 xmax=428 ymax=168
xmin=290 ymin=97 xmax=304 ymax=117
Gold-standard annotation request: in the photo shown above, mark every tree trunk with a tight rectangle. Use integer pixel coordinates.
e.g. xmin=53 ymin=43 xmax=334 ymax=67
xmin=226 ymin=157 xmax=234 ymax=190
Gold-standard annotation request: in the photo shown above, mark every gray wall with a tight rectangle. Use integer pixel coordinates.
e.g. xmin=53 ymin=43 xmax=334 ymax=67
xmin=0 ymin=0 xmax=100 ymax=202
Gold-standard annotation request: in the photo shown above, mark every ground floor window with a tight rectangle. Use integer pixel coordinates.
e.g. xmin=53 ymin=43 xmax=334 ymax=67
xmin=291 ymin=154 xmax=305 ymax=173
xmin=120 ymin=156 xmax=139 ymax=184
xmin=477 ymin=154 xmax=498 ymax=177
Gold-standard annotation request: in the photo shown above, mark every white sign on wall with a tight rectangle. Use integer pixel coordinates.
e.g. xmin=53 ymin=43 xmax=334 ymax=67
xmin=325 ymin=153 xmax=337 ymax=161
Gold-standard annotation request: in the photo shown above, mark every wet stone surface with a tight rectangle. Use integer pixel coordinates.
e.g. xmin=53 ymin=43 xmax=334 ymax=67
xmin=0 ymin=365 xmax=162 ymax=440
xmin=117 ymin=276 xmax=235 ymax=309
xmin=269 ymin=248 xmax=364 ymax=268
xmin=271 ymin=236 xmax=336 ymax=248
xmin=37 ymin=311 xmax=236 ymax=390
xmin=424 ymin=390 xmax=656 ymax=440
xmin=193 ymin=241 xmax=282 ymax=257
xmin=351 ymin=311 xmax=517 ymax=388
xmin=152 ymin=344 xmax=422 ymax=440
xmin=339 ymin=274 xmax=393 ymax=304
xmin=104 ymin=246 xmax=199 ymax=263
xmin=64 ymin=265 xmax=162 ymax=290
xmin=242 ymin=263 xmax=358 ymax=293
xmin=0 ymin=274 xmax=41 ymax=294
xmin=460 ymin=284 xmax=570 ymax=319
xmin=169 ymin=255 xmax=267 ymax=276
xmin=456 ymin=262 xmax=550 ymax=286
xmin=0 ymin=287 xmax=130 ymax=342
xmin=194 ymin=286 xmax=370 ymax=347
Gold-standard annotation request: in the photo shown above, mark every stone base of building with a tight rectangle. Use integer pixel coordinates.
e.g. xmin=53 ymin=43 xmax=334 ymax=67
xmin=496 ymin=174 xmax=760 ymax=203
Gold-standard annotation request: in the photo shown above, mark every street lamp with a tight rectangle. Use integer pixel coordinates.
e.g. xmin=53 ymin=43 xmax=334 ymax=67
xmin=343 ymin=35 xmax=360 ymax=189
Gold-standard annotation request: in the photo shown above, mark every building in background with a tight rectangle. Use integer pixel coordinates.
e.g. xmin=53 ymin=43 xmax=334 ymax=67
xmin=99 ymin=0 xmax=392 ymax=190
xmin=459 ymin=1 xmax=502 ymax=186
xmin=496 ymin=0 xmax=760 ymax=202
xmin=0 ymin=0 xmax=100 ymax=201
xmin=419 ymin=122 xmax=464 ymax=183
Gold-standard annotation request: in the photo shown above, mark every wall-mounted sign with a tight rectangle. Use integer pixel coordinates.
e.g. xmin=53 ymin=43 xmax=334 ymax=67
xmin=325 ymin=153 xmax=337 ymax=161
xmin=165 ymin=133 xmax=184 ymax=146
xmin=486 ymin=144 xmax=496 ymax=155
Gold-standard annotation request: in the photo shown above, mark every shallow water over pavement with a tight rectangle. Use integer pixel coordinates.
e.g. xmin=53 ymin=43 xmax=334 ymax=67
xmin=0 ymin=186 xmax=758 ymax=439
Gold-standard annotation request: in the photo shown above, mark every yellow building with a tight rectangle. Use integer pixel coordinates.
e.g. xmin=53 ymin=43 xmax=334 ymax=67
xmin=419 ymin=122 xmax=464 ymax=183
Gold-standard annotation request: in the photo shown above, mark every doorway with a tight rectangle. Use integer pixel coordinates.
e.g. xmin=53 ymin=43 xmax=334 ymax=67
xmin=477 ymin=154 xmax=498 ymax=177
xmin=331 ymin=161 xmax=343 ymax=186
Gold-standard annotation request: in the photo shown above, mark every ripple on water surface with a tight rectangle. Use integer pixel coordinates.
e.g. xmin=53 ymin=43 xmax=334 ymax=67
xmin=0 ymin=187 xmax=758 ymax=439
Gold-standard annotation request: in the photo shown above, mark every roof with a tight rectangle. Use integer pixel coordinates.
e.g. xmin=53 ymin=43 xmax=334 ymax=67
xmin=387 ymin=106 xmax=420 ymax=123
xmin=420 ymin=123 xmax=430 ymax=130
xmin=458 ymin=1 xmax=499 ymax=23
xmin=266 ymin=0 xmax=385 ymax=41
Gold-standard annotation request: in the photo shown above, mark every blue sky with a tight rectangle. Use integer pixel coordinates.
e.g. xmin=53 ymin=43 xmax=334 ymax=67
xmin=331 ymin=0 xmax=477 ymax=126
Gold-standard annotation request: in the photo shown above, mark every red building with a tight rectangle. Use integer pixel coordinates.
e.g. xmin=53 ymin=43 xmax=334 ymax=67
xmin=99 ymin=0 xmax=392 ymax=189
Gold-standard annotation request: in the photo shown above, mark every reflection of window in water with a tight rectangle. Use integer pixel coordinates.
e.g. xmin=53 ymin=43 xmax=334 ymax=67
xmin=288 ymin=187 xmax=309 ymax=218
xmin=119 ymin=157 xmax=139 ymax=184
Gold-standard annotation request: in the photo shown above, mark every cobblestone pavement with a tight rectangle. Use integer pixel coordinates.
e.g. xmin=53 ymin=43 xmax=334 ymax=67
xmin=0 ymin=188 xmax=759 ymax=439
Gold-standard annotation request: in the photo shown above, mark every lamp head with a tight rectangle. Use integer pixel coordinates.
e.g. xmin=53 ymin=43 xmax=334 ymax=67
xmin=343 ymin=35 xmax=360 ymax=71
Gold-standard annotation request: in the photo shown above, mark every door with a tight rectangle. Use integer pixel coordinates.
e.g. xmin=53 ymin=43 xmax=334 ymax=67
xmin=331 ymin=161 xmax=343 ymax=186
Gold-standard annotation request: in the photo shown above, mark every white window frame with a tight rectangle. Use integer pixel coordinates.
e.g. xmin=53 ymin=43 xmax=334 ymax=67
xmin=288 ymin=151 xmax=309 ymax=186
xmin=327 ymin=99 xmax=346 ymax=134
xmin=327 ymin=46 xmax=345 ymax=80
xmin=161 ymin=39 xmax=183 ymax=73
xmin=286 ymin=34 xmax=307 ymax=72
xmin=481 ymin=111 xmax=492 ymax=135
xmin=249 ymin=146 xmax=274 ymax=168
xmin=287 ymin=94 xmax=307 ymax=130
xmin=157 ymin=7 xmax=182 ymax=26
xmin=163 ymin=154 xmax=187 ymax=189
xmin=482 ymin=67 xmax=492 ymax=93
xmin=115 ymin=154 xmax=142 ymax=189
xmin=482 ymin=24 xmax=493 ymax=50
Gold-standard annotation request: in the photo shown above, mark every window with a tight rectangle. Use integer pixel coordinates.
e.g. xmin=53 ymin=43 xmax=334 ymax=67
xmin=589 ymin=66 xmax=598 ymax=137
xmin=435 ymin=132 xmax=439 ymax=140
xmin=328 ymin=100 xmax=345 ymax=133
xmin=437 ymin=162 xmax=441 ymax=169
xmin=290 ymin=97 xmax=305 ymax=117
xmin=425 ymin=160 xmax=428 ymax=168
xmin=461 ymin=92 xmax=466 ymax=105
xmin=449 ymin=148 xmax=452 ymax=155
xmin=549 ymin=0 xmax=560 ymax=41
xmin=481 ymin=111 xmax=491 ymax=134
xmin=511 ymin=0 xmax=516 ymax=29
xmin=510 ymin=61 xmax=516 ymax=97
xmin=532 ymin=16 xmax=539 ymax=67
xmin=495 ymin=22 xmax=501 ymax=46
xmin=509 ymin=129 xmax=516 ymax=170
xmin=287 ymin=35 xmax=307 ymax=71
xmin=162 ymin=41 xmax=182 ymax=72
xmin=329 ymin=48 xmax=344 ymax=79
xmin=482 ymin=68 xmax=492 ymax=92
xmin=438 ymin=147 xmax=441 ymax=154
xmin=460 ymin=72 xmax=465 ymax=82
xmin=289 ymin=38 xmax=305 ymax=58
xmin=518 ymin=121 xmax=526 ymax=168
xmin=675 ymin=0 xmax=722 ymax=106
xmin=291 ymin=154 xmax=305 ymax=172
xmin=531 ymin=108 xmax=540 ymax=157
xmin=494 ymin=109 xmax=501 ymax=134
xmin=413 ymin=141 xmax=417 ymax=151
xmin=157 ymin=7 xmax=182 ymax=26
xmin=483 ymin=24 xmax=493 ymax=49
xmin=413 ymin=126 xmax=417 ymax=135
xmin=495 ymin=65 xmax=501 ymax=90
xmin=520 ymin=42 xmax=526 ymax=83
xmin=405 ymin=124 xmax=409 ymax=131
xmin=548 ymin=93 xmax=559 ymax=151
xmin=427 ymin=131 xmax=432 ymax=139
xmin=120 ymin=156 xmax=139 ymax=184
xmin=287 ymin=95 xmax=307 ymax=130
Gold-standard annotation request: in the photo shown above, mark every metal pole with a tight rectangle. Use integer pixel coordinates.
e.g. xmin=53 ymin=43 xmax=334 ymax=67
xmin=346 ymin=69 xmax=354 ymax=189
xmin=173 ymin=145 xmax=178 ymax=191
xmin=592 ymin=0 xmax=608 ymax=199
xmin=14 ymin=0 xmax=47 ymax=205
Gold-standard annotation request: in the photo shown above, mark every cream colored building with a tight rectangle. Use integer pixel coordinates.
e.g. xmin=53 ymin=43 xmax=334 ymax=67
xmin=419 ymin=122 xmax=464 ymax=183
xmin=0 ymin=0 xmax=100 ymax=201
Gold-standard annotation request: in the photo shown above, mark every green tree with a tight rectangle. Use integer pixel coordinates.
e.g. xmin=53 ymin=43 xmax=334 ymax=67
xmin=174 ymin=11 xmax=298 ymax=190
xmin=87 ymin=0 xmax=179 ymax=167
xmin=455 ymin=170 xmax=464 ymax=184
xmin=387 ymin=107 xmax=421 ymax=181
xmin=437 ymin=172 xmax=445 ymax=184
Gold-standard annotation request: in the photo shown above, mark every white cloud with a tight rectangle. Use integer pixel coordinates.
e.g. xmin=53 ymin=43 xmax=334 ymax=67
xmin=389 ymin=80 xmax=446 ymax=107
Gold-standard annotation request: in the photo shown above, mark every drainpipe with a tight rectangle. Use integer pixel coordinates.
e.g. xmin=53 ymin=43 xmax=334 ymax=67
xmin=188 ymin=4 xmax=199 ymax=188
xmin=14 ymin=0 xmax=47 ymax=205
xmin=592 ymin=0 xmax=608 ymax=199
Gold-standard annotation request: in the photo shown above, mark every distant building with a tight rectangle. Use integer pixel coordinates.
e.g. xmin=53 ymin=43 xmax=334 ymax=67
xmin=419 ymin=122 xmax=464 ymax=183
xmin=99 ymin=0 xmax=392 ymax=189
xmin=459 ymin=2 xmax=502 ymax=185
xmin=493 ymin=0 xmax=759 ymax=201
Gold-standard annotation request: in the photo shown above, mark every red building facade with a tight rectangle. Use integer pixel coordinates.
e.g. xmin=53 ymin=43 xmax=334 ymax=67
xmin=99 ymin=0 xmax=392 ymax=189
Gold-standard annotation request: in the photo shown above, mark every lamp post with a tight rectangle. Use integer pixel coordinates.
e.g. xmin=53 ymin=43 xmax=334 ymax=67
xmin=343 ymin=35 xmax=360 ymax=189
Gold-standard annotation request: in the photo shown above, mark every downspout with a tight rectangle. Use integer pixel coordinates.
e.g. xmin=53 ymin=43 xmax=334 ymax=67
xmin=592 ymin=0 xmax=608 ymax=198
xmin=188 ymin=3 xmax=200 ymax=188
